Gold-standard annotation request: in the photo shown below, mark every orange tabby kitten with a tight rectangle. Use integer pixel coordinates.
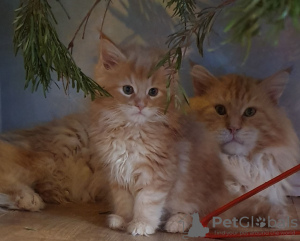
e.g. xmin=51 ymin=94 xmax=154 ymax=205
xmin=0 ymin=114 xmax=108 ymax=211
xmin=89 ymin=37 xmax=230 ymax=236
xmin=190 ymin=65 xmax=300 ymax=219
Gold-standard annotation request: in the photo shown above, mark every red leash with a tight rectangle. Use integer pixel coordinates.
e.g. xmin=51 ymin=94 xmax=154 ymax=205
xmin=200 ymin=164 xmax=300 ymax=238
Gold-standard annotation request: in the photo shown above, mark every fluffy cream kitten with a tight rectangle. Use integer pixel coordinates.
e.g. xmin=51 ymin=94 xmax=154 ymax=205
xmin=190 ymin=65 xmax=300 ymax=219
xmin=0 ymin=114 xmax=108 ymax=211
xmin=89 ymin=36 xmax=229 ymax=236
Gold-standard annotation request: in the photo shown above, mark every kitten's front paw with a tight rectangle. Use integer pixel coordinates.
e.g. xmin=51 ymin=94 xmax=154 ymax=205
xmin=127 ymin=220 xmax=155 ymax=236
xmin=165 ymin=213 xmax=192 ymax=233
xmin=108 ymin=214 xmax=126 ymax=230
xmin=15 ymin=192 xmax=45 ymax=211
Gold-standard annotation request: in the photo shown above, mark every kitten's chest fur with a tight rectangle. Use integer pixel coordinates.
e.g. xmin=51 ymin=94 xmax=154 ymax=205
xmin=105 ymin=128 xmax=151 ymax=185
xmin=91 ymin=122 xmax=176 ymax=188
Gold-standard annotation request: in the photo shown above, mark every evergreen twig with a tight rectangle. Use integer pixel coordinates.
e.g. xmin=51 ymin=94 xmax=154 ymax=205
xmin=158 ymin=0 xmax=234 ymax=108
xmin=13 ymin=0 xmax=300 ymax=104
xmin=100 ymin=0 xmax=112 ymax=33
xmin=13 ymin=0 xmax=111 ymax=99
xmin=224 ymin=0 xmax=300 ymax=54
xmin=68 ymin=0 xmax=102 ymax=52
xmin=159 ymin=0 xmax=300 ymax=106
xmin=164 ymin=0 xmax=300 ymax=66
xmin=56 ymin=0 xmax=70 ymax=19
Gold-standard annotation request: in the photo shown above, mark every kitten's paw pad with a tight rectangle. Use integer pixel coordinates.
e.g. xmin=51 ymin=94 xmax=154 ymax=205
xmin=15 ymin=192 xmax=45 ymax=211
xmin=127 ymin=220 xmax=155 ymax=236
xmin=165 ymin=213 xmax=192 ymax=233
xmin=108 ymin=214 xmax=126 ymax=230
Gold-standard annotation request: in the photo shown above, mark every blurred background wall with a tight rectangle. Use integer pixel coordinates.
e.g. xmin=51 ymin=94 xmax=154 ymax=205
xmin=1 ymin=0 xmax=300 ymax=193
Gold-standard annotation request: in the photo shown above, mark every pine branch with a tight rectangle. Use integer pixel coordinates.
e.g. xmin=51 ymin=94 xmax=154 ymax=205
xmin=13 ymin=0 xmax=300 ymax=105
xmin=56 ymin=0 xmax=70 ymax=19
xmin=68 ymin=0 xmax=111 ymax=53
xmin=164 ymin=0 xmax=235 ymax=60
xmin=159 ymin=0 xmax=300 ymax=107
xmin=158 ymin=0 xmax=234 ymax=108
xmin=164 ymin=0 xmax=300 ymax=65
xmin=100 ymin=0 xmax=111 ymax=32
xmin=224 ymin=0 xmax=300 ymax=50
xmin=165 ymin=0 xmax=196 ymax=25
xmin=68 ymin=0 xmax=101 ymax=52
xmin=13 ymin=0 xmax=111 ymax=99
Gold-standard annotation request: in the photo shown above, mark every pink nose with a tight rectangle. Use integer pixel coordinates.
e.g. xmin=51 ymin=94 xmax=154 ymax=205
xmin=228 ymin=127 xmax=240 ymax=134
xmin=136 ymin=104 xmax=145 ymax=111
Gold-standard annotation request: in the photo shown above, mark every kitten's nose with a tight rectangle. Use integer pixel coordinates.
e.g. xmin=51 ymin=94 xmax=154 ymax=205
xmin=228 ymin=126 xmax=240 ymax=134
xmin=135 ymin=102 xmax=145 ymax=111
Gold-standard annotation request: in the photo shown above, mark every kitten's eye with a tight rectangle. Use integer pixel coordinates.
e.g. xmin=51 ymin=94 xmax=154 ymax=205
xmin=123 ymin=85 xmax=134 ymax=95
xmin=243 ymin=107 xmax=256 ymax=117
xmin=215 ymin=105 xmax=226 ymax=115
xmin=148 ymin=88 xmax=158 ymax=97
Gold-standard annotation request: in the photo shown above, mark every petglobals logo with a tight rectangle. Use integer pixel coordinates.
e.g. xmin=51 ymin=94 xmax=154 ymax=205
xmin=212 ymin=216 xmax=298 ymax=229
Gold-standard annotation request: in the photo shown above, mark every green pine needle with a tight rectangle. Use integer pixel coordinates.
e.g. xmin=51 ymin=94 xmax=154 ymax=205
xmin=13 ymin=0 xmax=300 ymax=105
xmin=13 ymin=0 xmax=111 ymax=100
xmin=224 ymin=0 xmax=300 ymax=47
xmin=165 ymin=0 xmax=196 ymax=24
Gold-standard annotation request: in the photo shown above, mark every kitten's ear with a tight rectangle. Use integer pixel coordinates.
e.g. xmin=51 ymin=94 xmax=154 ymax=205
xmin=260 ymin=67 xmax=291 ymax=104
xmin=100 ymin=33 xmax=126 ymax=70
xmin=191 ymin=65 xmax=216 ymax=96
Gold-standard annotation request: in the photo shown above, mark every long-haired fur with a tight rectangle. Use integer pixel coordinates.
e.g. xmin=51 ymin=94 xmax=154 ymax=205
xmin=190 ymin=65 xmax=300 ymax=219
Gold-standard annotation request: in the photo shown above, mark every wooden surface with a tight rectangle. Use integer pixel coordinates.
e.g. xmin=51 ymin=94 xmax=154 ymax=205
xmin=1 ymin=198 xmax=300 ymax=241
